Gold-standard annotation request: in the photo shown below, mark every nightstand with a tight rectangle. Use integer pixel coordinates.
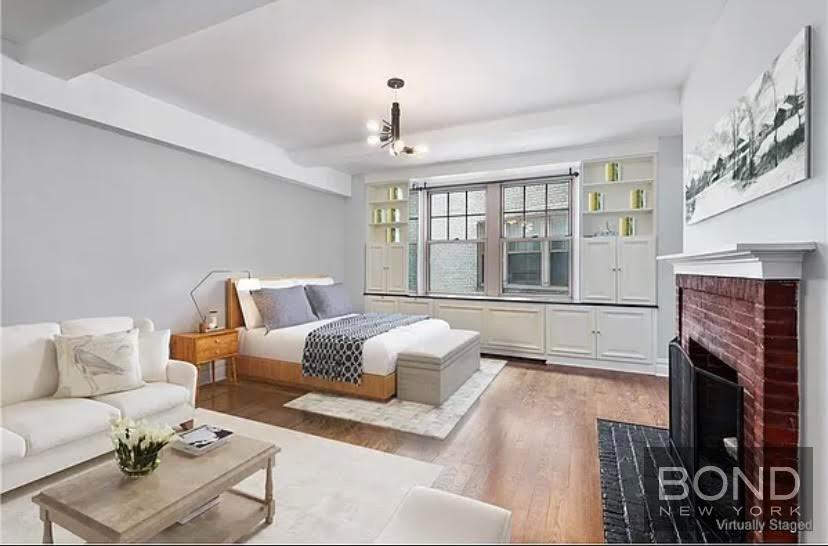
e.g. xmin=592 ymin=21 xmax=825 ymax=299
xmin=170 ymin=329 xmax=239 ymax=386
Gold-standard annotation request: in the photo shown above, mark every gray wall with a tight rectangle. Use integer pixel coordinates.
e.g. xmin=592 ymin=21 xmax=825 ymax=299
xmin=680 ymin=1 xmax=827 ymax=540
xmin=1 ymin=100 xmax=347 ymax=331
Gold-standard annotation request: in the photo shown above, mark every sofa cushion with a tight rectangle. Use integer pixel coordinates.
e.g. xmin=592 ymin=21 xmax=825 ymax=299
xmin=59 ymin=316 xmax=135 ymax=336
xmin=0 ymin=322 xmax=61 ymax=405
xmin=2 ymin=398 xmax=120 ymax=454
xmin=93 ymin=383 xmax=190 ymax=422
xmin=1 ymin=427 xmax=27 ymax=463
xmin=139 ymin=329 xmax=171 ymax=382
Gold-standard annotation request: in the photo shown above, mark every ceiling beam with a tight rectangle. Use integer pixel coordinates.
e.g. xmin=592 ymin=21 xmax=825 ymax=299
xmin=16 ymin=0 xmax=275 ymax=79
xmin=2 ymin=55 xmax=351 ymax=196
xmin=290 ymin=89 xmax=682 ymax=174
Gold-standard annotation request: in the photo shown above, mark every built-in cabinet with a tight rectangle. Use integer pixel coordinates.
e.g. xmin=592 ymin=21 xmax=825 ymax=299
xmin=546 ymin=305 xmax=653 ymax=363
xmin=365 ymin=295 xmax=656 ymax=373
xmin=580 ymin=236 xmax=656 ymax=304
xmin=365 ymin=244 xmax=407 ymax=294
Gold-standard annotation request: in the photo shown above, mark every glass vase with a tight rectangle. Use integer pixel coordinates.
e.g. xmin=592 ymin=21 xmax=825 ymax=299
xmin=116 ymin=450 xmax=162 ymax=478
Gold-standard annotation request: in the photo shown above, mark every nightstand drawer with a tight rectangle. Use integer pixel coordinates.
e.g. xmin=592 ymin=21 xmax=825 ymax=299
xmin=194 ymin=334 xmax=238 ymax=362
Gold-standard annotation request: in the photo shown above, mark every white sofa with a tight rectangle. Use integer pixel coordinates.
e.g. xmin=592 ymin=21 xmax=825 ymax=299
xmin=0 ymin=316 xmax=197 ymax=493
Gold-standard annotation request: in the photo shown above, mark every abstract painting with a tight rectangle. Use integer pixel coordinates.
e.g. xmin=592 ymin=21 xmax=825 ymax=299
xmin=685 ymin=27 xmax=809 ymax=224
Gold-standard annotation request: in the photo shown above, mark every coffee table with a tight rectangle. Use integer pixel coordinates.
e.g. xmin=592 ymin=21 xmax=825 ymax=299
xmin=32 ymin=434 xmax=279 ymax=543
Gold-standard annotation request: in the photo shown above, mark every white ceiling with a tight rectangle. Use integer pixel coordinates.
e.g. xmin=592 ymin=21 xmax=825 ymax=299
xmin=3 ymin=0 xmax=726 ymax=174
xmin=1 ymin=0 xmax=108 ymax=44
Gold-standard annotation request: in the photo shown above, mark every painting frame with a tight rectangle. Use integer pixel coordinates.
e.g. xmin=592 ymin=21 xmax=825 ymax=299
xmin=684 ymin=26 xmax=810 ymax=225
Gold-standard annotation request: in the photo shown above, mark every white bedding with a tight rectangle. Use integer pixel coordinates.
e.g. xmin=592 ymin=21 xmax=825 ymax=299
xmin=238 ymin=315 xmax=450 ymax=376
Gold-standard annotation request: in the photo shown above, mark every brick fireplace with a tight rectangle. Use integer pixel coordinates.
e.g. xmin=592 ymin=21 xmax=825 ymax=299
xmin=665 ymin=243 xmax=815 ymax=543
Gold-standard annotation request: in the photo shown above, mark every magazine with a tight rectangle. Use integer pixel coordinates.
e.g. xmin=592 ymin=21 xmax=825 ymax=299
xmin=173 ymin=424 xmax=234 ymax=456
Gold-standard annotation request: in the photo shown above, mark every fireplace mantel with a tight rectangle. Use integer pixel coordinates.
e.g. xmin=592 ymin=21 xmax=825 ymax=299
xmin=658 ymin=242 xmax=816 ymax=280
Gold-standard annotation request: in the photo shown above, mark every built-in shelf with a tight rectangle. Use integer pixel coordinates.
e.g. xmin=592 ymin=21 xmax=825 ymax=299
xmin=582 ymin=178 xmax=654 ymax=188
xmin=369 ymin=199 xmax=408 ymax=205
xmin=583 ymin=208 xmax=653 ymax=215
xmin=370 ymin=221 xmax=408 ymax=227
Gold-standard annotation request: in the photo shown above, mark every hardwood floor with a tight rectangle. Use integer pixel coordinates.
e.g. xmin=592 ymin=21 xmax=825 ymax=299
xmin=197 ymin=359 xmax=668 ymax=543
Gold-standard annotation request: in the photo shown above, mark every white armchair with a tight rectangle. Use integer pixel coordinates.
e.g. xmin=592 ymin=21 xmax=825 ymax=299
xmin=166 ymin=359 xmax=198 ymax=408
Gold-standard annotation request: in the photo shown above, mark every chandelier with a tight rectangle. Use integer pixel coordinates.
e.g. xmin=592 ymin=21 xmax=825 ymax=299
xmin=365 ymin=78 xmax=427 ymax=156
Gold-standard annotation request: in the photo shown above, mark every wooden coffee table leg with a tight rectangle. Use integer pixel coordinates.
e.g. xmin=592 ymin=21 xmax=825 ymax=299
xmin=265 ymin=456 xmax=275 ymax=524
xmin=40 ymin=507 xmax=54 ymax=544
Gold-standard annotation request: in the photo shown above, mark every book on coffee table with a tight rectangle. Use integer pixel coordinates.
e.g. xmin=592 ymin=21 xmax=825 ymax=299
xmin=173 ymin=425 xmax=234 ymax=456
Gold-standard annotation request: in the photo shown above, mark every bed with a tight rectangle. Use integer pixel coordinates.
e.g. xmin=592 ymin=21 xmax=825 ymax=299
xmin=225 ymin=277 xmax=450 ymax=400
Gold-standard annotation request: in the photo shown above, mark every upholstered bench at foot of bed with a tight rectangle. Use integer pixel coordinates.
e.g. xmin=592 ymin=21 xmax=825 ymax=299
xmin=395 ymin=329 xmax=480 ymax=406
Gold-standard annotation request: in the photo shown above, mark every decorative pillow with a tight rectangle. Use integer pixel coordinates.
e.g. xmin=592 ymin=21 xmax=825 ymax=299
xmin=53 ymin=329 xmax=145 ymax=398
xmin=139 ymin=329 xmax=171 ymax=382
xmin=304 ymin=283 xmax=354 ymax=319
xmin=251 ymin=286 xmax=318 ymax=332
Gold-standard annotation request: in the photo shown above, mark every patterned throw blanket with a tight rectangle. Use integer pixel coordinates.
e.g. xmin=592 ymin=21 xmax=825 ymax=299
xmin=302 ymin=313 xmax=428 ymax=385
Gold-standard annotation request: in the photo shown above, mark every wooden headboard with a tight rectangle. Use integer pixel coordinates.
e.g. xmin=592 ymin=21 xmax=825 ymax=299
xmin=225 ymin=275 xmax=331 ymax=330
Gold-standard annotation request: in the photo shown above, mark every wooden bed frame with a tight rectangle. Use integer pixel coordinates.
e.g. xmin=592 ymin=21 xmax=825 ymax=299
xmin=225 ymin=277 xmax=396 ymax=401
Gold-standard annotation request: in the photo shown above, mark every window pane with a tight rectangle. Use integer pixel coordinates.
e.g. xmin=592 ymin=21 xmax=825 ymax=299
xmin=429 ymin=243 xmax=484 ymax=294
xmin=548 ymin=211 xmax=569 ymax=237
xmin=547 ymin=183 xmax=569 ymax=209
xmin=448 ymin=216 xmax=466 ymax=240
xmin=505 ymin=241 xmax=542 ymax=286
xmin=449 ymin=192 xmax=466 ymax=215
xmin=431 ymin=193 xmax=447 ymax=216
xmin=503 ymin=186 xmax=523 ymax=212
xmin=524 ymin=211 xmax=545 ymax=238
xmin=430 ymin=217 xmax=447 ymax=240
xmin=467 ymin=215 xmax=485 ymax=240
xmin=525 ymin=184 xmax=546 ymax=211
xmin=467 ymin=190 xmax=486 ymax=214
xmin=549 ymin=240 xmax=570 ymax=289
xmin=408 ymin=194 xmax=419 ymax=218
xmin=503 ymin=213 xmax=523 ymax=238
xmin=408 ymin=243 xmax=417 ymax=292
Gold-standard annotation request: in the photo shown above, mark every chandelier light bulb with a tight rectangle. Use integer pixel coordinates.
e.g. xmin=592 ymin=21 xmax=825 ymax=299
xmin=392 ymin=139 xmax=406 ymax=153
xmin=366 ymin=120 xmax=380 ymax=133
xmin=366 ymin=135 xmax=381 ymax=146
xmin=413 ymin=144 xmax=428 ymax=154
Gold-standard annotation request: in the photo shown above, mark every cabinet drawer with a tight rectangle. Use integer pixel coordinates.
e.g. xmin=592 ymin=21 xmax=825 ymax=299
xmin=194 ymin=334 xmax=238 ymax=362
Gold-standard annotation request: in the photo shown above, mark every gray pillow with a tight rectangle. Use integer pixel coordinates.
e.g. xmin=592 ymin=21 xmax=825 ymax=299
xmin=251 ymin=286 xmax=317 ymax=331
xmin=304 ymin=283 xmax=354 ymax=319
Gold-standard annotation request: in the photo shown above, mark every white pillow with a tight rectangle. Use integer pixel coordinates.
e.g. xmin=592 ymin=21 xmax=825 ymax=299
xmin=53 ymin=329 xmax=144 ymax=398
xmin=139 ymin=329 xmax=170 ymax=382
xmin=236 ymin=277 xmax=334 ymax=329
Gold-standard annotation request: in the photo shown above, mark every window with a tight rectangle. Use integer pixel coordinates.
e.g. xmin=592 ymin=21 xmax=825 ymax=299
xmin=427 ymin=188 xmax=486 ymax=294
xmin=501 ymin=180 xmax=571 ymax=295
xmin=407 ymin=193 xmax=419 ymax=292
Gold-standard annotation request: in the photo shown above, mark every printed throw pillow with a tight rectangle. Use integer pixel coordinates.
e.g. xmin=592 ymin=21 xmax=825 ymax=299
xmin=139 ymin=329 xmax=171 ymax=382
xmin=251 ymin=286 xmax=318 ymax=332
xmin=53 ymin=329 xmax=145 ymax=398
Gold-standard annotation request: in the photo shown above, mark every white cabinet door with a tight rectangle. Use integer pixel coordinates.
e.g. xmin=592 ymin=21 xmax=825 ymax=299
xmin=364 ymin=296 xmax=398 ymax=313
xmin=617 ymin=237 xmax=656 ymax=304
xmin=595 ymin=308 xmax=653 ymax=362
xmin=545 ymin=305 xmax=595 ymax=358
xmin=433 ymin=301 xmax=486 ymax=335
xmin=486 ymin=303 xmax=545 ymax=354
xmin=580 ymin=238 xmax=617 ymax=303
xmin=385 ymin=244 xmax=407 ymax=293
xmin=365 ymin=244 xmax=387 ymax=292
xmin=398 ymin=298 xmax=432 ymax=316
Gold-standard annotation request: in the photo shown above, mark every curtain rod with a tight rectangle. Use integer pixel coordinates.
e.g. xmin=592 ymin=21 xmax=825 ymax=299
xmin=410 ymin=168 xmax=578 ymax=191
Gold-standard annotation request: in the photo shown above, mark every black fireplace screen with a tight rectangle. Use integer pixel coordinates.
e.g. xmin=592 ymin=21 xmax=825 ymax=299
xmin=668 ymin=339 xmax=744 ymax=534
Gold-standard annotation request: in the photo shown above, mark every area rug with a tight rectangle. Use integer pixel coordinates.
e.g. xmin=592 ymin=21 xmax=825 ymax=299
xmin=285 ymin=358 xmax=507 ymax=439
xmin=597 ymin=419 xmax=732 ymax=544
xmin=0 ymin=408 xmax=442 ymax=544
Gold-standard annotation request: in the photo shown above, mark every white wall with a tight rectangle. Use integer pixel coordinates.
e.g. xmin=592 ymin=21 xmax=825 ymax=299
xmin=345 ymin=135 xmax=685 ymax=362
xmin=681 ymin=1 xmax=827 ymax=540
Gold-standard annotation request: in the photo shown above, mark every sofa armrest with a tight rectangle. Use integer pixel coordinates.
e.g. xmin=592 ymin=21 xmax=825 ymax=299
xmin=166 ymin=359 xmax=198 ymax=407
